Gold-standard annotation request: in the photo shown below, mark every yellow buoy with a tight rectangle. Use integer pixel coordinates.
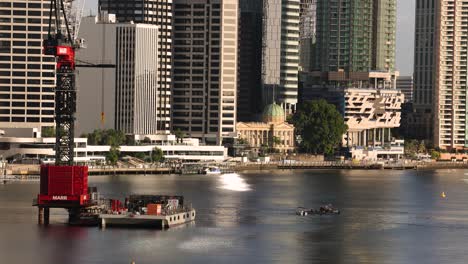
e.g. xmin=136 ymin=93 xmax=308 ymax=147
xmin=441 ymin=192 xmax=446 ymax=198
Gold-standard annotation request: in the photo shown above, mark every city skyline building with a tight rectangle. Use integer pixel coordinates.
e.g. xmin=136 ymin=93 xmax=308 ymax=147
xmin=171 ymin=0 xmax=238 ymax=145
xmin=0 ymin=0 xmax=56 ymax=130
xmin=237 ymin=0 xmax=263 ymax=122
xmin=408 ymin=0 xmax=436 ymax=141
xmin=396 ymin=75 xmax=413 ymax=103
xmin=237 ymin=0 xmax=300 ymax=119
xmin=98 ymin=0 xmax=173 ymax=134
xmin=299 ymin=0 xmax=316 ymax=72
xmin=77 ymin=14 xmax=159 ymax=136
xmin=433 ymin=0 xmax=468 ymax=149
xmin=262 ymin=0 xmax=300 ymax=114
xmin=309 ymin=0 xmax=397 ymax=87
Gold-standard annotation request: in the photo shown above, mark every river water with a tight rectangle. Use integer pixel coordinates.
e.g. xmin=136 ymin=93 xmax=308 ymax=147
xmin=1 ymin=169 xmax=468 ymax=264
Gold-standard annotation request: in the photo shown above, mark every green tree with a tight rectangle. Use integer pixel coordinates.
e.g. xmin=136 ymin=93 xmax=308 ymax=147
xmin=125 ymin=135 xmax=136 ymax=146
xmin=271 ymin=136 xmax=282 ymax=152
xmin=142 ymin=137 xmax=152 ymax=144
xmin=259 ymin=144 xmax=269 ymax=156
xmin=42 ymin=126 xmax=55 ymax=137
xmin=86 ymin=129 xmax=126 ymax=146
xmin=431 ymin=150 xmax=441 ymax=160
xmin=237 ymin=137 xmax=248 ymax=145
xmin=106 ymin=146 xmax=120 ymax=165
xmin=291 ymin=100 xmax=348 ymax=155
xmin=151 ymin=147 xmax=164 ymax=162
xmin=404 ymin=139 xmax=418 ymax=159
xmin=272 ymin=136 xmax=282 ymax=147
xmin=86 ymin=129 xmax=103 ymax=145
xmin=174 ymin=128 xmax=185 ymax=143
xmin=134 ymin=152 xmax=146 ymax=161
xmin=417 ymin=141 xmax=427 ymax=154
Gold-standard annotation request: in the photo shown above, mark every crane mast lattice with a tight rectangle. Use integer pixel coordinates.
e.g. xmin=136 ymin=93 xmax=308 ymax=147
xmin=44 ymin=0 xmax=79 ymax=165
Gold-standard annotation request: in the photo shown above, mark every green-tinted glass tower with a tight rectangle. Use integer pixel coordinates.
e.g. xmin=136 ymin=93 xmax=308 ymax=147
xmin=313 ymin=0 xmax=396 ymax=73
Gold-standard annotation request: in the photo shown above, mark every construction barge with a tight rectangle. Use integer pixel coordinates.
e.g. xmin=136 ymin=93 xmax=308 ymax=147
xmin=99 ymin=195 xmax=196 ymax=229
xmin=33 ymin=165 xmax=196 ymax=229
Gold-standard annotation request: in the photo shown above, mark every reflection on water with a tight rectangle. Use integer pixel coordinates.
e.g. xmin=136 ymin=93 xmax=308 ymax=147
xmin=1 ymin=170 xmax=468 ymax=263
xmin=178 ymin=235 xmax=234 ymax=252
xmin=218 ymin=173 xmax=251 ymax=192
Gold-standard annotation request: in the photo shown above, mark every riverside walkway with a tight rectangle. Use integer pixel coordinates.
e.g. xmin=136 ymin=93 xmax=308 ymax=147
xmin=4 ymin=161 xmax=468 ymax=177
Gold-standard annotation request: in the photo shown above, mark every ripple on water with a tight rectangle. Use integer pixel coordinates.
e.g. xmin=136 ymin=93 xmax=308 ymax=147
xmin=178 ymin=236 xmax=234 ymax=252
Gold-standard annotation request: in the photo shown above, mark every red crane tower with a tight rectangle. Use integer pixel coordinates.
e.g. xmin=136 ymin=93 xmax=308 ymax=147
xmin=34 ymin=0 xmax=113 ymax=224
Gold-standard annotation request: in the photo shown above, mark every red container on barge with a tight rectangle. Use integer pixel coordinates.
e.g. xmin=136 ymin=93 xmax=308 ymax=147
xmin=37 ymin=165 xmax=89 ymax=206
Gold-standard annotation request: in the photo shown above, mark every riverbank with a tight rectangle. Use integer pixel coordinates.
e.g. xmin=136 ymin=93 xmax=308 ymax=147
xmin=3 ymin=161 xmax=468 ymax=177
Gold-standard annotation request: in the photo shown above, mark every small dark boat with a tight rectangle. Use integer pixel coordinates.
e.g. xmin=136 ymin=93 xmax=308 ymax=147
xmin=296 ymin=204 xmax=340 ymax=216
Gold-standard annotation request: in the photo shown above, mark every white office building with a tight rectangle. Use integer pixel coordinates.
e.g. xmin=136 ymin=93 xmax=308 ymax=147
xmin=99 ymin=0 xmax=173 ymax=133
xmin=0 ymin=134 xmax=227 ymax=163
xmin=76 ymin=14 xmax=159 ymax=135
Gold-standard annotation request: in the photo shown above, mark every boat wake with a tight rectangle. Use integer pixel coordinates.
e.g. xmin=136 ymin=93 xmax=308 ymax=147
xmin=218 ymin=173 xmax=251 ymax=192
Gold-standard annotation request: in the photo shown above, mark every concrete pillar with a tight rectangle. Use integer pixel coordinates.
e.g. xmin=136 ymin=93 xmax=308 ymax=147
xmin=363 ymin=130 xmax=367 ymax=146
xmin=373 ymin=129 xmax=376 ymax=146
xmin=44 ymin=208 xmax=50 ymax=225
xmin=381 ymin=128 xmax=385 ymax=146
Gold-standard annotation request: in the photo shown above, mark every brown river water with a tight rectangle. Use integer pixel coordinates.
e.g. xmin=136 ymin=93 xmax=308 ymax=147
xmin=1 ymin=169 xmax=468 ymax=264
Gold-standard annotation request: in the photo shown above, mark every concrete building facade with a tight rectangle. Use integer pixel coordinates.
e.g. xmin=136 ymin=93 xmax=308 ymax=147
xmin=342 ymin=88 xmax=404 ymax=147
xmin=236 ymin=103 xmax=295 ymax=153
xmin=115 ymin=24 xmax=159 ymax=135
xmin=342 ymin=88 xmax=404 ymax=160
xmin=433 ymin=0 xmax=468 ymax=149
xmin=0 ymin=0 xmax=56 ymax=129
xmin=99 ymin=0 xmax=173 ymax=134
xmin=172 ymin=0 xmax=238 ymax=145
xmin=76 ymin=15 xmax=159 ymax=135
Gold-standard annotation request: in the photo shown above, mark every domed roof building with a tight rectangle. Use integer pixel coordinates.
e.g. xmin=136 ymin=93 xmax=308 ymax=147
xmin=262 ymin=103 xmax=285 ymax=124
xmin=236 ymin=103 xmax=295 ymax=153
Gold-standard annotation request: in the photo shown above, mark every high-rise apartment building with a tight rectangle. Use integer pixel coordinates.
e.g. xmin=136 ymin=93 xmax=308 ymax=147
xmin=237 ymin=0 xmax=263 ymax=122
xmin=396 ymin=76 xmax=413 ymax=103
xmin=172 ymin=0 xmax=238 ymax=145
xmin=312 ymin=0 xmax=396 ymax=79
xmin=0 ymin=0 xmax=55 ymax=129
xmin=372 ymin=0 xmax=397 ymax=72
xmin=262 ymin=0 xmax=300 ymax=114
xmin=99 ymin=0 xmax=172 ymax=134
xmin=433 ymin=0 xmax=468 ymax=149
xmin=409 ymin=0 xmax=436 ymax=141
xmin=76 ymin=15 xmax=159 ymax=135
xmin=299 ymin=0 xmax=316 ymax=72
xmin=237 ymin=0 xmax=300 ymax=119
